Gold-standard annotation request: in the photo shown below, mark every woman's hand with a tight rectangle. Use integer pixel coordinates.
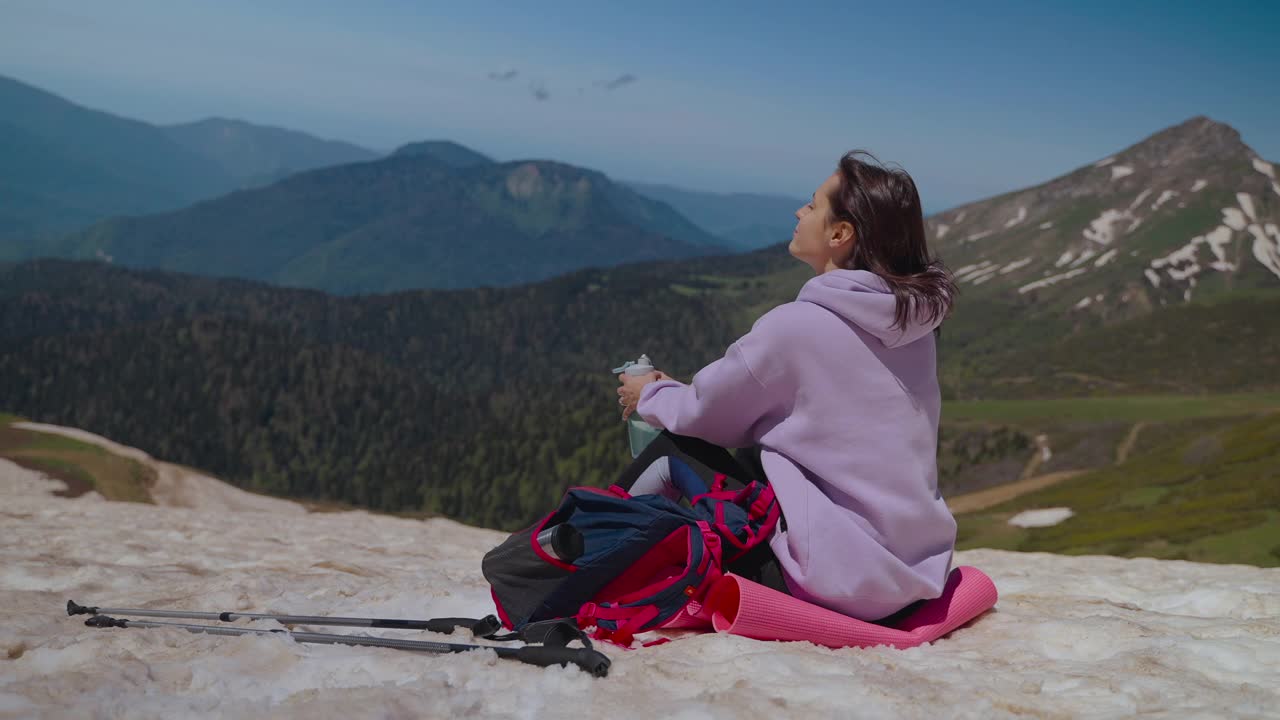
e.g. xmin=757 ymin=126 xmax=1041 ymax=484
xmin=616 ymin=370 xmax=671 ymax=420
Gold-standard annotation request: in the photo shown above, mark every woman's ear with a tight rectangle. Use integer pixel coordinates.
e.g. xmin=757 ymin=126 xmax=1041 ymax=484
xmin=829 ymin=221 xmax=856 ymax=249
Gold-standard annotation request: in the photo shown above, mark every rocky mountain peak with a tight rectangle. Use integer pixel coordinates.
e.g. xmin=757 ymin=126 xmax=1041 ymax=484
xmin=1104 ymin=116 xmax=1251 ymax=172
xmin=391 ymin=141 xmax=493 ymax=168
xmin=927 ymin=118 xmax=1279 ymax=318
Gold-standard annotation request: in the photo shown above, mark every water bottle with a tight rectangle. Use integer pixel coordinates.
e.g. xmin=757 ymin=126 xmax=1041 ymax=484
xmin=536 ymin=523 xmax=584 ymax=562
xmin=613 ymin=353 xmax=664 ymax=458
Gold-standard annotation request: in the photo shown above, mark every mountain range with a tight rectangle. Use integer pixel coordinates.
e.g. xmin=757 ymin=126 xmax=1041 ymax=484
xmin=162 ymin=116 xmax=380 ymax=187
xmin=52 ymin=152 xmax=731 ymax=293
xmin=0 ymin=75 xmax=382 ymax=247
xmin=623 ymin=181 xmax=803 ymax=251
xmin=0 ymin=74 xmax=800 ymax=287
xmin=2 ymin=72 xmax=1280 ymax=526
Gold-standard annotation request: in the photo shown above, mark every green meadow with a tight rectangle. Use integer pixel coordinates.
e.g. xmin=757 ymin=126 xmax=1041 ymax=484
xmin=955 ymin=409 xmax=1280 ymax=567
xmin=0 ymin=415 xmax=154 ymax=503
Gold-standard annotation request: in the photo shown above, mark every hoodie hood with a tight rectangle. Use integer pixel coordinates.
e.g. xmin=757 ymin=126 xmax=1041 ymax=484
xmin=796 ymin=269 xmax=943 ymax=349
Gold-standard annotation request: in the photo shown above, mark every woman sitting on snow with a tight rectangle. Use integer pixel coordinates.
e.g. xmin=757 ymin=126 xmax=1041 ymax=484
xmin=615 ymin=150 xmax=957 ymax=622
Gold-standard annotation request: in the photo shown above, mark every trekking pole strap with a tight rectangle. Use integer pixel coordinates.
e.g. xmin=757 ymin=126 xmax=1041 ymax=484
xmin=505 ymin=645 xmax=611 ymax=677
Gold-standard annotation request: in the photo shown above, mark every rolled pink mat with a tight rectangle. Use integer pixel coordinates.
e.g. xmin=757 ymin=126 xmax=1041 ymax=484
xmin=702 ymin=565 xmax=997 ymax=649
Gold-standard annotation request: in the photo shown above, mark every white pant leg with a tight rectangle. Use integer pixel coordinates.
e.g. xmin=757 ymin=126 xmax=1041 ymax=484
xmin=625 ymin=456 xmax=681 ymax=500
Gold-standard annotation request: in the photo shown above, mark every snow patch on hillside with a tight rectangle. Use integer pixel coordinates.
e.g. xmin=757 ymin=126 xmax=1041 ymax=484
xmin=1072 ymin=295 xmax=1104 ymax=309
xmin=1070 ymin=248 xmax=1098 ymax=267
xmin=1149 ymin=220 xmax=1244 ymax=296
xmin=1237 ymin=192 xmax=1257 ymax=222
xmin=999 ymin=257 xmax=1033 ymax=275
xmin=1128 ymin=189 xmax=1153 ymax=211
xmin=969 ymin=265 xmax=1001 ymax=285
xmin=1151 ymin=190 xmax=1178 ymax=212
xmin=1018 ymin=268 xmax=1087 ymax=294
xmin=1005 ymin=207 xmax=1027 ymax=228
xmin=1251 ymin=223 xmax=1280 ymax=279
xmin=955 ymin=261 xmax=996 ymax=283
xmin=1008 ymin=508 xmax=1074 ymax=528
xmin=1110 ymin=165 xmax=1134 ymax=180
xmin=1204 ymin=226 xmax=1236 ymax=269
xmin=1083 ymin=209 xmax=1132 ymax=245
xmin=1191 ymin=179 xmax=1208 ymax=192
xmin=1222 ymin=208 xmax=1247 ymax=231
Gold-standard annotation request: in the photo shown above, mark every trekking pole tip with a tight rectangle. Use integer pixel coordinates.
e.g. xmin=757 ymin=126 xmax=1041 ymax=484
xmin=67 ymin=600 xmax=98 ymax=616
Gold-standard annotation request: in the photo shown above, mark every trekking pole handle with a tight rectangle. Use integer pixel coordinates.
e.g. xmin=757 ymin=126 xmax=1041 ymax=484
xmin=506 ymin=645 xmax=611 ymax=678
xmin=424 ymin=616 xmax=503 ymax=636
xmin=67 ymin=600 xmax=98 ymax=616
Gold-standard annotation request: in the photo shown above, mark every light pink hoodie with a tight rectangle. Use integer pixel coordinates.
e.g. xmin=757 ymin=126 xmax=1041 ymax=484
xmin=638 ymin=269 xmax=956 ymax=620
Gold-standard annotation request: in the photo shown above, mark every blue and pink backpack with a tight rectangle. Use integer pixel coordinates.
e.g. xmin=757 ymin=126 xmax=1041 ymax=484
xmin=482 ymin=460 xmax=781 ymax=648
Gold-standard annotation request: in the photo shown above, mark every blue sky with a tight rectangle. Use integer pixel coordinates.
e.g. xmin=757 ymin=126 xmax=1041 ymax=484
xmin=1 ymin=0 xmax=1277 ymax=211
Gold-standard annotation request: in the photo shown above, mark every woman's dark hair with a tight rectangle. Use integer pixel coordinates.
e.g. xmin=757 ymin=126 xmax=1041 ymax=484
xmin=827 ymin=150 xmax=956 ymax=330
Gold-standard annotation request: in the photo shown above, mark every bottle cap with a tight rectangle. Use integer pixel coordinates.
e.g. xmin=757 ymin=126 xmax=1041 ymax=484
xmin=613 ymin=354 xmax=655 ymax=375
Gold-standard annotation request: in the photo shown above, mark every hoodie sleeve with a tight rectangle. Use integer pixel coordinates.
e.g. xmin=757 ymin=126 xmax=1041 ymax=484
xmin=635 ymin=320 xmax=784 ymax=449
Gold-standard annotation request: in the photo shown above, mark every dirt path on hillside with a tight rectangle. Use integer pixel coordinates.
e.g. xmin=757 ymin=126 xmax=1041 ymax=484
xmin=1018 ymin=434 xmax=1052 ymax=480
xmin=1115 ymin=421 xmax=1148 ymax=465
xmin=947 ymin=470 xmax=1087 ymax=514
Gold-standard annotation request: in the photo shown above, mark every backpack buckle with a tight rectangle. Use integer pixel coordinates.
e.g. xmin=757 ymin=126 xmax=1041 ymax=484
xmin=576 ymin=602 xmax=599 ymax=626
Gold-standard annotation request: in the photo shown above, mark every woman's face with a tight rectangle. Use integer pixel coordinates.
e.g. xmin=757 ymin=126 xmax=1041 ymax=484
xmin=789 ymin=172 xmax=843 ymax=272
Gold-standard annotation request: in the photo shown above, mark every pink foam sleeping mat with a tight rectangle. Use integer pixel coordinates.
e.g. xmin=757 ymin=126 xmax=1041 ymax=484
xmin=659 ymin=565 xmax=997 ymax=650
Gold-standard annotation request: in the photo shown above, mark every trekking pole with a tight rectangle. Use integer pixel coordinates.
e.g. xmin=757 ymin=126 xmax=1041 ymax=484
xmin=67 ymin=600 xmax=502 ymax=635
xmin=80 ymin=614 xmax=611 ymax=677
xmin=66 ymin=599 xmax=581 ymax=647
